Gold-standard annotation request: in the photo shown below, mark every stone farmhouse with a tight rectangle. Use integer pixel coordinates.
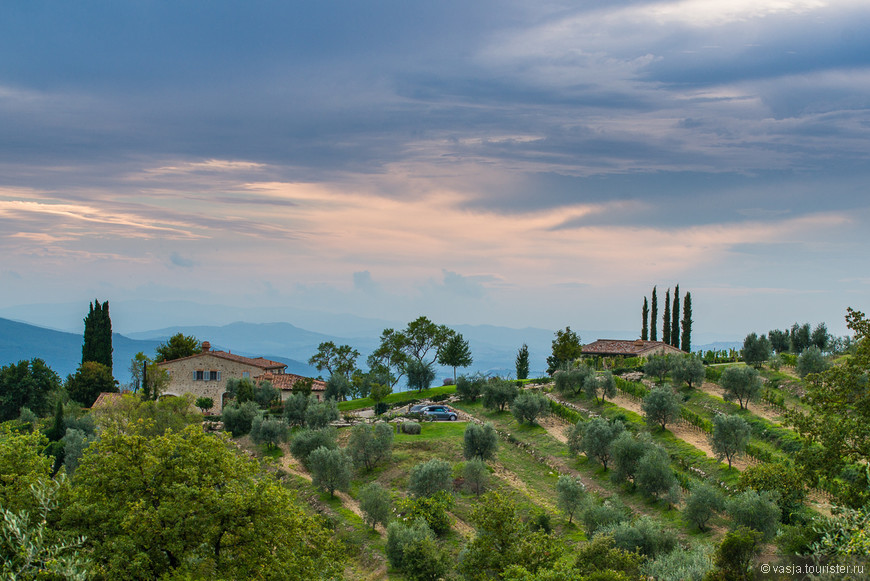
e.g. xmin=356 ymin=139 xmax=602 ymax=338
xmin=581 ymin=339 xmax=685 ymax=358
xmin=157 ymin=341 xmax=326 ymax=412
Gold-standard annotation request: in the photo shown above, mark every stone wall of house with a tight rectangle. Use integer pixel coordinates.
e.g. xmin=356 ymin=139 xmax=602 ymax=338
xmin=159 ymin=354 xmax=266 ymax=412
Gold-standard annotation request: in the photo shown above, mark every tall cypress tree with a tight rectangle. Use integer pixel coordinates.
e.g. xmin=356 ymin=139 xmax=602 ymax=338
xmin=82 ymin=299 xmax=113 ymax=371
xmin=641 ymin=297 xmax=649 ymax=341
xmin=663 ymin=289 xmax=671 ymax=346
xmin=650 ymin=286 xmax=658 ymax=341
xmin=671 ymin=284 xmax=680 ymax=348
xmin=681 ymin=292 xmax=693 ymax=352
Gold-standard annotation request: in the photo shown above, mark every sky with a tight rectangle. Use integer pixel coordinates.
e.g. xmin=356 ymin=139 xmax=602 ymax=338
xmin=1 ymin=0 xmax=868 ymax=339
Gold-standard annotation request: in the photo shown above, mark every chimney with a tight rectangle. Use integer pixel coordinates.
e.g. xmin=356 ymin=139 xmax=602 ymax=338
xmin=634 ymin=339 xmax=644 ymax=347
xmin=202 ymin=341 xmax=211 ymax=352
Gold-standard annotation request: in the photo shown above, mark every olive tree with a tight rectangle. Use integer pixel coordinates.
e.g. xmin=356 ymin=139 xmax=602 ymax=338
xmin=482 ymin=378 xmax=518 ymax=412
xmin=684 ymin=482 xmax=725 ymax=531
xmin=556 ymin=475 xmax=585 ymax=524
xmin=463 ymin=458 xmax=490 ymax=496
xmin=571 ymin=417 xmax=625 ymax=470
xmin=644 ymin=355 xmax=670 ymax=384
xmin=670 ymin=355 xmax=705 ymax=389
xmin=359 ymin=482 xmax=392 ymax=530
xmin=583 ymin=371 xmax=617 ymax=404
xmin=409 ymin=458 xmax=453 ymax=497
xmin=347 ymin=422 xmax=393 ymax=471
xmin=642 ymin=386 xmax=680 ymax=431
xmin=510 ymin=390 xmax=549 ymax=425
xmin=635 ymin=444 xmax=676 ymax=499
xmin=250 ymin=414 xmax=288 ymax=450
xmin=796 ymin=345 xmax=829 ymax=378
xmin=308 ymin=446 xmax=352 ymax=497
xmin=710 ymin=414 xmax=750 ymax=469
xmin=463 ymin=422 xmax=498 ymax=461
xmin=720 ymin=366 xmax=761 ymax=410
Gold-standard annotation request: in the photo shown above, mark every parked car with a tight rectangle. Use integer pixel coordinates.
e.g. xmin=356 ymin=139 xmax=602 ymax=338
xmin=422 ymin=405 xmax=458 ymax=421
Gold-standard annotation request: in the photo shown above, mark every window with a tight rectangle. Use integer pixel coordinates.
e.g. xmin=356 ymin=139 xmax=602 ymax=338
xmin=208 ymin=370 xmax=221 ymax=381
xmin=194 ymin=370 xmax=204 ymax=381
xmin=242 ymin=371 xmax=250 ymax=379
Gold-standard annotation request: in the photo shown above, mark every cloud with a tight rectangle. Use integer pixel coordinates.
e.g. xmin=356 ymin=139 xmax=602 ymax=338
xmin=169 ymin=252 xmax=195 ymax=268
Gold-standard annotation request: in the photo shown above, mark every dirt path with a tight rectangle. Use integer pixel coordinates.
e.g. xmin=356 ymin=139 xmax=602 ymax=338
xmin=280 ymin=449 xmax=384 ymax=535
xmin=536 ymin=414 xmax=569 ymax=444
xmin=697 ymin=381 xmax=787 ymax=425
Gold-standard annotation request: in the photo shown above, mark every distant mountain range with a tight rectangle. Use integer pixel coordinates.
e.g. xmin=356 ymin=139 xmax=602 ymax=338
xmin=1 ymin=308 xmax=741 ymax=387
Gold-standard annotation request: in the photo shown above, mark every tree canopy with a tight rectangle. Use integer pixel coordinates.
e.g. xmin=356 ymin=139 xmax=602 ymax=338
xmin=546 ymin=327 xmax=583 ymax=375
xmin=65 ymin=361 xmax=118 ymax=408
xmin=308 ymin=341 xmax=360 ymax=380
xmin=154 ymin=333 xmax=201 ymax=362
xmin=438 ymin=332 xmax=473 ymax=382
xmin=82 ymin=299 xmax=113 ymax=371
xmin=0 ymin=358 xmax=60 ymax=422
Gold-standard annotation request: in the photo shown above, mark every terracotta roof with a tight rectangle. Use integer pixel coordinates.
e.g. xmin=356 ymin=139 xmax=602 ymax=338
xmin=581 ymin=339 xmax=685 ymax=357
xmin=91 ymin=392 xmax=125 ymax=409
xmin=255 ymin=372 xmax=326 ymax=392
xmin=157 ymin=350 xmax=286 ymax=370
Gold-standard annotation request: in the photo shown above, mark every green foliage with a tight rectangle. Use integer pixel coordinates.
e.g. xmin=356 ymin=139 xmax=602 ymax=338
xmin=613 ymin=376 xmax=649 ymax=399
xmin=554 ymin=365 xmax=593 ymax=396
xmin=463 ymin=421 xmax=498 ymax=461
xmin=397 ymin=490 xmax=454 ymax=536
xmin=604 ymin=515 xmax=678 ymax=557
xmin=62 ymin=428 xmax=91 ymax=475
xmin=194 ymin=396 xmax=214 ymax=412
xmin=154 ymin=332 xmax=200 ymax=362
xmin=283 ymin=392 xmax=310 ymax=427
xmin=611 ymin=431 xmax=650 ymax=486
xmin=405 ymin=358 xmax=436 ymax=392
xmin=790 ymin=322 xmax=812 ymax=353
xmin=671 ymin=284 xmax=680 ymax=348
xmin=640 ymin=544 xmax=712 ymax=581
xmin=82 ymin=298 xmax=113 ymax=370
xmin=222 ymin=400 xmax=260 ymax=436
xmin=572 ymin=417 xmax=625 ymax=470
xmin=253 ymin=380 xmax=280 ymax=408
xmin=643 ymin=355 xmax=670 ymax=383
xmin=463 ymin=458 xmax=490 ymax=496
xmin=92 ymin=393 xmax=200 ymax=437
xmin=556 ymin=475 xmax=585 ymax=523
xmin=663 ymin=288 xmax=671 ymax=346
xmin=710 ymin=414 xmax=750 ymax=469
xmin=289 ymin=427 xmax=338 ymax=468
xmin=811 ymin=322 xmax=830 ymax=351
xmin=511 ymin=390 xmax=549 ymax=425
xmin=641 ymin=386 xmax=680 ymax=431
xmin=546 ymin=326 xmax=583 ymax=375
xmin=460 ymin=491 xmax=562 ymax=580
xmin=347 ymin=421 xmax=393 ymax=471
xmin=0 ymin=358 xmax=61 ymax=422
xmin=66 ymin=361 xmax=118 ymax=408
xmin=720 ymin=365 xmax=761 ymax=410
xmin=226 ymin=377 xmax=255 ymax=404
xmin=516 ymin=343 xmax=530 ymax=380
xmin=457 ymin=374 xmax=486 ymax=402
xmin=642 ymin=297 xmax=649 ymax=341
xmin=482 ymin=377 xmax=519 ymax=411
xmin=250 ymin=414 xmax=288 ymax=449
xmin=809 ymin=503 xmax=870 ymax=556
xmin=738 ymin=462 xmax=806 ymax=523
xmin=635 ymin=444 xmax=676 ymax=499
xmin=582 ymin=498 xmax=631 ymax=537
xmin=768 ymin=329 xmax=790 ymax=354
xmin=386 ymin=519 xmax=449 ymax=580
xmin=0 ymin=426 xmax=53 ymax=514
xmin=741 ymin=332 xmax=771 ymax=368
xmin=670 ymin=354 xmax=705 ymax=388
xmin=584 ymin=371 xmax=617 ymax=404
xmin=308 ymin=445 xmax=352 ymax=497
xmin=709 ymin=526 xmax=763 ymax=581
xmin=727 ymin=490 xmax=780 ymax=540
xmin=307 ymin=341 xmax=360 ymax=380
xmin=129 ymin=351 xmax=168 ymax=400
xmin=0 ymin=476 xmax=90 ymax=580
xmin=409 ymin=458 xmax=453 ymax=497
xmin=359 ymin=481 xmax=392 ymax=530
xmin=400 ymin=421 xmax=422 ymax=435
xmin=683 ymin=482 xmax=724 ymax=531
xmin=681 ymin=291 xmax=693 ymax=352
xmin=438 ymin=332 xmax=473 ymax=381
xmin=324 ymin=373 xmax=352 ymax=401
xmin=796 ymin=345 xmax=829 ymax=378
xmin=304 ymin=398 xmax=339 ymax=429
xmin=62 ymin=423 xmax=343 ymax=580
xmin=650 ymin=286 xmax=658 ymax=342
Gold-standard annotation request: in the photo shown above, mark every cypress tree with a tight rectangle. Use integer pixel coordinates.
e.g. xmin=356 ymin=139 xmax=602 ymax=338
xmin=671 ymin=284 xmax=680 ymax=348
xmin=82 ymin=299 xmax=113 ymax=371
xmin=681 ymin=292 xmax=693 ymax=352
xmin=650 ymin=287 xmax=658 ymax=342
xmin=662 ymin=289 xmax=671 ymax=346
xmin=641 ymin=297 xmax=649 ymax=341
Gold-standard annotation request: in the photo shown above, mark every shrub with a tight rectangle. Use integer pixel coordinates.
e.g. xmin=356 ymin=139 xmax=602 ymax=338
xmin=221 ymin=401 xmax=260 ymax=436
xmin=409 ymin=458 xmax=453 ymax=497
xmin=386 ymin=519 xmax=433 ymax=570
xmin=709 ymin=526 xmax=763 ymax=581
xmin=683 ymin=482 xmax=724 ymax=531
xmin=796 ymin=345 xmax=829 ymax=378
xmin=359 ymin=482 xmax=392 ymax=530
xmin=400 ymin=421 xmax=421 ymax=435
xmin=289 ymin=427 xmax=337 ymax=468
xmin=640 ymin=544 xmax=713 ymax=581
xmin=456 ymin=375 xmax=485 ymax=402
xmin=283 ymin=392 xmax=310 ymax=427
xmin=510 ymin=390 xmax=549 ymax=425
xmin=641 ymin=387 xmax=680 ymax=431
xmin=604 ymin=516 xmax=678 ymax=557
xmin=727 ymin=490 xmax=780 ymax=540
xmin=482 ymin=378 xmax=518 ymax=411
xmin=582 ymin=498 xmax=630 ymax=537
xmin=308 ymin=446 xmax=352 ymax=497
xmin=386 ymin=520 xmax=448 ymax=580
xmin=556 ymin=475 xmax=585 ymax=524
xmin=396 ymin=490 xmax=454 ymax=536
xmin=738 ymin=463 xmax=806 ymax=524
xmin=194 ymin=396 xmax=214 ymax=413
xmin=463 ymin=422 xmax=498 ymax=461
xmin=250 ymin=414 xmax=288 ymax=449
xmin=347 ymin=422 xmax=393 ymax=471
xmin=304 ymin=398 xmax=339 ymax=429
xmin=704 ymin=366 xmax=723 ymax=383
xmin=463 ymin=459 xmax=490 ymax=496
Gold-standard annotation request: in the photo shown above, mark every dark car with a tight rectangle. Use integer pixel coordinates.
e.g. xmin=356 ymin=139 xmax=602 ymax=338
xmin=421 ymin=405 xmax=458 ymax=421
